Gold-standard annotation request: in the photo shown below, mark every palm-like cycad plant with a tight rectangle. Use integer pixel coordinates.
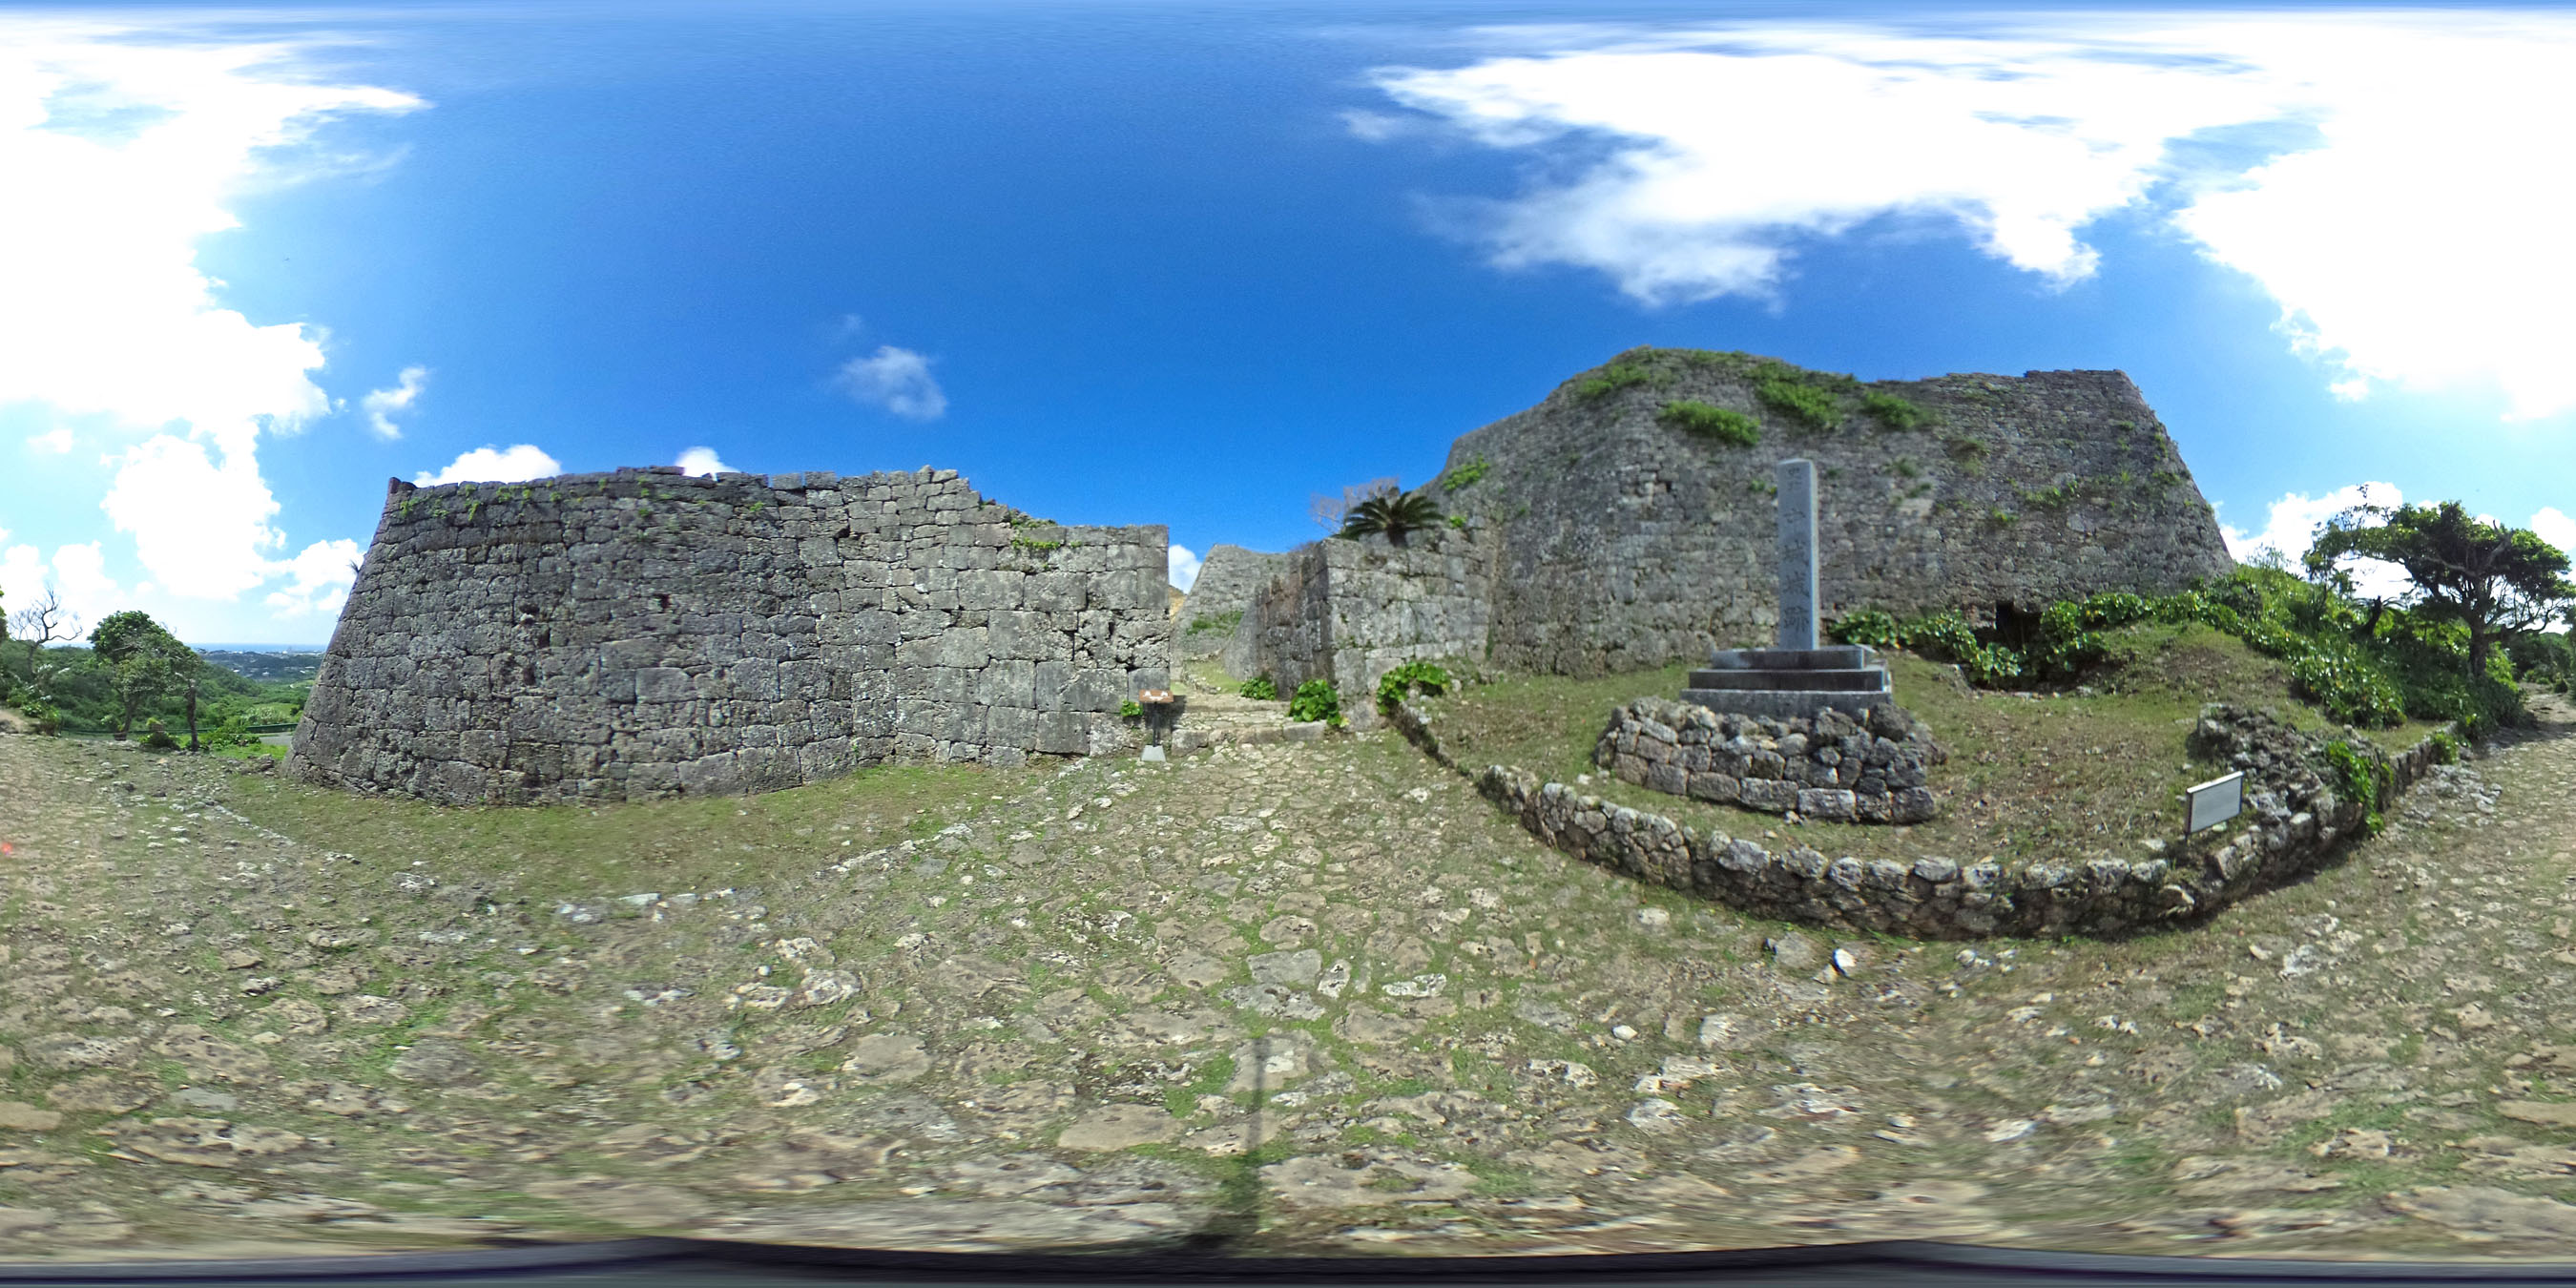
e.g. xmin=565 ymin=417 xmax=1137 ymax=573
xmin=1339 ymin=490 xmax=1444 ymax=547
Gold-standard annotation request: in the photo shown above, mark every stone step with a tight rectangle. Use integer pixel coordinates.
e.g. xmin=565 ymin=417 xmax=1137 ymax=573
xmin=1687 ymin=666 xmax=1891 ymax=694
xmin=1703 ymin=645 xmax=1879 ymax=671
xmin=1166 ymin=722 xmax=1327 ymax=753
xmin=1679 ymin=689 xmax=1894 ymax=720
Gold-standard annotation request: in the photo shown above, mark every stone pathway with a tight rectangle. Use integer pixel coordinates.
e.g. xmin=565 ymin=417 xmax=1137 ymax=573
xmin=3 ymin=697 xmax=2576 ymax=1259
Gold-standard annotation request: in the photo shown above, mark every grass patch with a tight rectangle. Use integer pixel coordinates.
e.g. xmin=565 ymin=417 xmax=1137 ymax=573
xmin=1756 ymin=379 xmax=1840 ymax=431
xmin=218 ymin=758 xmax=1017 ymax=905
xmin=1656 ymin=400 xmax=1760 ymax=447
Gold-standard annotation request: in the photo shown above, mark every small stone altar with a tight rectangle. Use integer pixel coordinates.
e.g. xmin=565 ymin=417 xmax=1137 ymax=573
xmin=1681 ymin=458 xmax=1894 ymax=719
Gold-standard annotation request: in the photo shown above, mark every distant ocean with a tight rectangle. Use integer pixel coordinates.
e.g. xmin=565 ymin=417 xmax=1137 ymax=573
xmin=192 ymin=643 xmax=328 ymax=653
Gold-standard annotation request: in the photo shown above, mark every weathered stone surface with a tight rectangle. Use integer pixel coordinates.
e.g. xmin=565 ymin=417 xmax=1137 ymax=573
xmin=1597 ymin=697 xmax=1941 ymax=825
xmin=289 ymin=467 xmax=1171 ymax=804
xmin=1174 ymin=546 xmax=1285 ymax=661
xmin=1438 ymin=352 xmax=2235 ymax=675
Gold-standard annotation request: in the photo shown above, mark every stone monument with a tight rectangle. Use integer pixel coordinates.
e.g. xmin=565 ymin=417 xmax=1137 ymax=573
xmin=1680 ymin=459 xmax=1895 ymax=719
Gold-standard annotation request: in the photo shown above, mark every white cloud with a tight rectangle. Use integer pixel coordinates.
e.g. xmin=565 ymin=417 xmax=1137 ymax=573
xmin=2222 ymin=481 xmax=2411 ymax=599
xmin=0 ymin=20 xmax=421 ymax=619
xmin=836 ymin=345 xmax=947 ymax=421
xmin=413 ymin=444 xmax=562 ymax=487
xmin=1169 ymin=543 xmax=1202 ymax=592
xmin=99 ymin=431 xmax=282 ymax=599
xmin=264 ymin=536 xmax=362 ymax=617
xmin=359 ymin=364 xmax=428 ymax=440
xmin=676 ymin=446 xmax=733 ymax=477
xmin=35 ymin=542 xmax=122 ymax=634
xmin=1359 ymin=14 xmax=2576 ymax=416
xmin=2530 ymin=507 xmax=2576 ymax=558
xmin=26 ymin=428 xmax=70 ymax=453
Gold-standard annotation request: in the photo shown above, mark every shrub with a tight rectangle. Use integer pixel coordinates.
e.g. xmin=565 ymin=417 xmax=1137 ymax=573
xmin=1861 ymin=390 xmax=1926 ymax=429
xmin=2323 ymin=739 xmax=2394 ymax=835
xmin=1656 ymin=400 xmax=1759 ymax=447
xmin=1441 ymin=457 xmax=1491 ymax=491
xmin=200 ymin=713 xmax=258 ymax=751
xmin=2427 ymin=730 xmax=2461 ymax=764
xmin=1117 ymin=698 xmax=1144 ymax=720
xmin=1756 ymin=379 xmax=1839 ymax=431
xmin=21 ymin=700 xmax=60 ymax=737
xmin=1237 ymin=675 xmax=1277 ymax=701
xmin=140 ymin=717 xmax=177 ymax=751
xmin=1288 ymin=679 xmax=1343 ymax=727
xmin=1375 ymin=660 xmax=1452 ymax=714
xmin=1339 ymin=491 xmax=1444 ymax=546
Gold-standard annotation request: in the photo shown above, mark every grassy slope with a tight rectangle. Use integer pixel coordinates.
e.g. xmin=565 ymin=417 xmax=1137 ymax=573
xmin=1420 ymin=623 xmax=2448 ymax=870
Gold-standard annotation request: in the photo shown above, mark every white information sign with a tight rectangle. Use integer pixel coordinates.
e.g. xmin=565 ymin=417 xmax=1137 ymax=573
xmin=2186 ymin=770 xmax=2246 ymax=834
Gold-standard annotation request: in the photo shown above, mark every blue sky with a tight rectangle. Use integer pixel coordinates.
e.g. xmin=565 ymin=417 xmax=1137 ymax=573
xmin=4 ymin=2 xmax=2574 ymax=644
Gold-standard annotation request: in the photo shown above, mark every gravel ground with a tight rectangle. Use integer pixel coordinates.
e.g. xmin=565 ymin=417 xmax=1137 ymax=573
xmin=4 ymin=696 xmax=2576 ymax=1261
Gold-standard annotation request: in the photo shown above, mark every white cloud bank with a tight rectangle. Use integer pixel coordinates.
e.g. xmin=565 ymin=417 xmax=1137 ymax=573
xmin=0 ymin=18 xmax=421 ymax=624
xmin=361 ymin=365 xmax=428 ymax=440
xmin=2530 ymin=507 xmax=2576 ymax=558
xmin=1361 ymin=12 xmax=2576 ymax=418
xmin=1168 ymin=543 xmax=1201 ymax=592
xmin=836 ymin=345 xmax=947 ymax=421
xmin=676 ymin=446 xmax=733 ymax=477
xmin=414 ymin=445 xmax=562 ymax=487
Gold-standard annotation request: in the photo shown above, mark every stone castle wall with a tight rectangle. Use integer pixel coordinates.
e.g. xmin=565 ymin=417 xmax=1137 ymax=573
xmin=1225 ymin=530 xmax=1496 ymax=724
xmin=1174 ymin=545 xmax=1287 ymax=662
xmin=290 ymin=466 xmax=1170 ymax=805
xmin=1437 ymin=354 xmax=2237 ymax=675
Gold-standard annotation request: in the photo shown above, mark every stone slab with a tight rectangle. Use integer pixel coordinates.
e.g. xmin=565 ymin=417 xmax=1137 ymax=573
xmin=1687 ymin=666 xmax=1890 ymax=694
xmin=1704 ymin=645 xmax=1879 ymax=671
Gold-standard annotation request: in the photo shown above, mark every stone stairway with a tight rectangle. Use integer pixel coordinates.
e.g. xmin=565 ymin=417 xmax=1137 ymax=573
xmin=1154 ymin=685 xmax=1324 ymax=754
xmin=1681 ymin=644 xmax=1894 ymax=720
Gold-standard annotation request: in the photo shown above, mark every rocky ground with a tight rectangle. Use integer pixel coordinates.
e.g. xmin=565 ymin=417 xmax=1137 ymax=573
xmin=5 ymin=693 xmax=2576 ymax=1261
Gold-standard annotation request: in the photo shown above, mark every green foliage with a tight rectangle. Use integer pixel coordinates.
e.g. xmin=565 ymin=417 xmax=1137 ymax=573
xmin=19 ymin=699 xmax=60 ymax=736
xmin=1441 ymin=457 xmax=1491 ymax=491
xmin=1756 ymin=378 xmax=1839 ymax=431
xmin=199 ymin=712 xmax=259 ymax=751
xmin=1656 ymin=400 xmax=1759 ymax=447
xmin=139 ymin=717 xmax=177 ymax=751
xmin=2322 ymin=739 xmax=2393 ymax=835
xmin=1446 ymin=513 xmax=1468 ymax=530
xmin=1288 ymin=678 xmax=1343 ymax=727
xmin=1237 ymin=675 xmax=1278 ymax=701
xmin=1860 ymin=390 xmax=1926 ymax=429
xmin=1184 ymin=610 xmax=1243 ymax=636
xmin=1892 ymin=458 xmax=1921 ymax=479
xmin=2427 ymin=730 xmax=2461 ymax=764
xmin=1339 ymin=490 xmax=1444 ymax=546
xmin=1829 ymin=567 xmax=2540 ymax=731
xmin=1570 ymin=360 xmax=1666 ymax=402
xmin=1117 ymin=698 xmax=1144 ymax=720
xmin=1375 ymin=659 xmax=1451 ymax=714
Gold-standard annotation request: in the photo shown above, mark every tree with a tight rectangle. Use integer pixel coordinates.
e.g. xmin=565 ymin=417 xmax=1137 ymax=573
xmin=1338 ymin=488 xmax=1444 ymax=547
xmin=5 ymin=582 xmax=80 ymax=689
xmin=1309 ymin=476 xmax=1400 ymax=533
xmin=90 ymin=610 xmax=199 ymax=743
xmin=2306 ymin=500 xmax=2576 ymax=676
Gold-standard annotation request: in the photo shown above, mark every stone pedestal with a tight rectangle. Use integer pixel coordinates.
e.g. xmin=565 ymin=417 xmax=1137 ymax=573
xmin=1683 ymin=643 xmax=1893 ymax=718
